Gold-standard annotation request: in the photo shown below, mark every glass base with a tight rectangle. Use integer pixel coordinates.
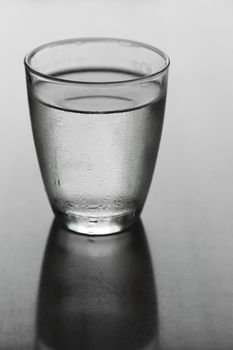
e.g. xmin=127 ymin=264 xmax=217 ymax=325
xmin=55 ymin=210 xmax=140 ymax=235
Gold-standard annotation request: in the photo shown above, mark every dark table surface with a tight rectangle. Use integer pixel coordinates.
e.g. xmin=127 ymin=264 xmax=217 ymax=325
xmin=1 ymin=1 xmax=233 ymax=349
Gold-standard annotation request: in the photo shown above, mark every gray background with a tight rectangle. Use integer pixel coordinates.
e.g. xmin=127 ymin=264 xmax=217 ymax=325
xmin=0 ymin=0 xmax=233 ymax=349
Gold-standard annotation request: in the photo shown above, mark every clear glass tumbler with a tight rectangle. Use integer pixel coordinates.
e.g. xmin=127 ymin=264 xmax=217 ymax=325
xmin=24 ymin=38 xmax=170 ymax=235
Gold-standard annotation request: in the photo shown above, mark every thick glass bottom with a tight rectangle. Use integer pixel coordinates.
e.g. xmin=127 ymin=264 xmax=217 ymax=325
xmin=55 ymin=210 xmax=141 ymax=235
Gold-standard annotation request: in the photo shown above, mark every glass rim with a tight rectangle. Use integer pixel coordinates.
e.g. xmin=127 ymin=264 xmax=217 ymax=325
xmin=24 ymin=37 xmax=170 ymax=87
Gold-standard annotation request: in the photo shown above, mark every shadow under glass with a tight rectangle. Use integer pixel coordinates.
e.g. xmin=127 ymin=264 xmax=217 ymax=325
xmin=35 ymin=219 xmax=158 ymax=349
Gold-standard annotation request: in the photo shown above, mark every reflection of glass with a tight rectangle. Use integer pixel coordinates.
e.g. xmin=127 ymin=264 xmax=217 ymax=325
xmin=25 ymin=38 xmax=169 ymax=235
xmin=35 ymin=219 xmax=159 ymax=349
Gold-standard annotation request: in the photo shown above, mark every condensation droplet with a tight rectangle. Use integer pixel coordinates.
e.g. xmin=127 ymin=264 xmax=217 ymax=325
xmin=54 ymin=179 xmax=61 ymax=186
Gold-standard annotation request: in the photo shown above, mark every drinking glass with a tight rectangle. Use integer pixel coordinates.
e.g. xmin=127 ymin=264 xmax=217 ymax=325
xmin=24 ymin=38 xmax=170 ymax=235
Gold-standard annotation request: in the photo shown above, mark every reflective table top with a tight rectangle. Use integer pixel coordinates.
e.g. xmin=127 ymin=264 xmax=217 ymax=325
xmin=1 ymin=1 xmax=233 ymax=349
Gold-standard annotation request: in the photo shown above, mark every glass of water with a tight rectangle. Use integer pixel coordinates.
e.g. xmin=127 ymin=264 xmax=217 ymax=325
xmin=24 ymin=38 xmax=170 ymax=235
